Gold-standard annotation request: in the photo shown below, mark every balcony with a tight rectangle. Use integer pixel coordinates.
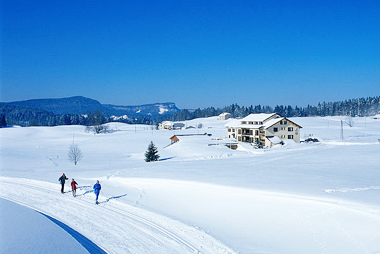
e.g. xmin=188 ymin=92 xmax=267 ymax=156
xmin=241 ymin=129 xmax=253 ymax=135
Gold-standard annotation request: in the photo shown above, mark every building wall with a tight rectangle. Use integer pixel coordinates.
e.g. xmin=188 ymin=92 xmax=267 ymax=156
xmin=265 ymin=120 xmax=300 ymax=143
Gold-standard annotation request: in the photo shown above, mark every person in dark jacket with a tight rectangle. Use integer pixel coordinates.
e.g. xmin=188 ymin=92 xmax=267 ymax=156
xmin=71 ymin=178 xmax=78 ymax=197
xmin=93 ymin=180 xmax=101 ymax=204
xmin=58 ymin=173 xmax=68 ymax=193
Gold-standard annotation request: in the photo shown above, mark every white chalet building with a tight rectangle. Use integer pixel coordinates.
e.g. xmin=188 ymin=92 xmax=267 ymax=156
xmin=159 ymin=121 xmax=185 ymax=130
xmin=225 ymin=113 xmax=302 ymax=148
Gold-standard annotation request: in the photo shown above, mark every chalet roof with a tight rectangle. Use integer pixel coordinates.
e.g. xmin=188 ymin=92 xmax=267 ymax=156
xmin=224 ymin=119 xmax=241 ymax=128
xmin=241 ymin=113 xmax=278 ymax=122
xmin=225 ymin=114 xmax=302 ymax=129
xmin=262 ymin=118 xmax=284 ymax=129
xmin=225 ymin=113 xmax=280 ymax=128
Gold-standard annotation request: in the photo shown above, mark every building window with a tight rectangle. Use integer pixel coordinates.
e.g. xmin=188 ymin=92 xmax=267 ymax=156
xmin=255 ymin=130 xmax=259 ymax=135
xmin=228 ymin=128 xmax=231 ymax=132
xmin=288 ymin=127 xmax=293 ymax=131
xmin=238 ymin=137 xmax=241 ymax=141
xmin=274 ymin=127 xmax=278 ymax=132
xmin=284 ymin=121 xmax=287 ymax=125
xmin=238 ymin=129 xmax=241 ymax=134
xmin=288 ymin=135 xmax=294 ymax=139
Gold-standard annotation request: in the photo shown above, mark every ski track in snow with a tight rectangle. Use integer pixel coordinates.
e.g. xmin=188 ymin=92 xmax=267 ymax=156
xmin=0 ymin=176 xmax=236 ymax=254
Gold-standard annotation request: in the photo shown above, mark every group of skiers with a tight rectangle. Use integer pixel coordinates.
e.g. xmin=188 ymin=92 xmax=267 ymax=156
xmin=58 ymin=173 xmax=101 ymax=204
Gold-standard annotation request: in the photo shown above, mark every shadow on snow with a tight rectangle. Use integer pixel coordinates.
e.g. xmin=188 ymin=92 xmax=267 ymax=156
xmin=99 ymin=194 xmax=128 ymax=204
xmin=159 ymin=156 xmax=176 ymax=161
xmin=38 ymin=212 xmax=107 ymax=254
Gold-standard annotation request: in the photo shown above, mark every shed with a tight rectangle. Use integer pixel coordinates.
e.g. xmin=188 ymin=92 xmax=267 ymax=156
xmin=170 ymin=135 xmax=180 ymax=144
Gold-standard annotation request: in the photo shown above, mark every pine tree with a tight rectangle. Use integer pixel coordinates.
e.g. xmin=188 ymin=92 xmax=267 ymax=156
xmin=0 ymin=114 xmax=7 ymax=127
xmin=144 ymin=141 xmax=160 ymax=162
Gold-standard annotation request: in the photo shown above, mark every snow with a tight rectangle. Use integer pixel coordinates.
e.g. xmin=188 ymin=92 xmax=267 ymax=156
xmin=262 ymin=117 xmax=284 ymax=128
xmin=156 ymin=104 xmax=169 ymax=114
xmin=0 ymin=198 xmax=89 ymax=254
xmin=240 ymin=113 xmax=277 ymax=122
xmin=1 ymin=116 xmax=380 ymax=253
xmin=267 ymin=135 xmax=283 ymax=144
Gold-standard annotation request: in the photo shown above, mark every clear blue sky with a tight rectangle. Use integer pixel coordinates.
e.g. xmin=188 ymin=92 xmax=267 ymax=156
xmin=1 ymin=0 xmax=379 ymax=109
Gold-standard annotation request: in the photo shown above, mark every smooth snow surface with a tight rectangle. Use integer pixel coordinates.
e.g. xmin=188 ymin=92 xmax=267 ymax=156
xmin=1 ymin=116 xmax=380 ymax=253
xmin=0 ymin=198 xmax=89 ymax=254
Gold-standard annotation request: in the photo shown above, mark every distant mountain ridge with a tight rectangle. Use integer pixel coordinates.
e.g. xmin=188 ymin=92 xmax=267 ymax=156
xmin=5 ymin=96 xmax=181 ymax=118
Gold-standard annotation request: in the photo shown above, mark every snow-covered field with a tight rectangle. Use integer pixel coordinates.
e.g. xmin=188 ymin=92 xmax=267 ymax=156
xmin=1 ymin=116 xmax=380 ymax=253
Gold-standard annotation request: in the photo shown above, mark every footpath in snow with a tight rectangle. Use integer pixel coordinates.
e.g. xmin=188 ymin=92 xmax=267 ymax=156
xmin=0 ymin=176 xmax=236 ymax=254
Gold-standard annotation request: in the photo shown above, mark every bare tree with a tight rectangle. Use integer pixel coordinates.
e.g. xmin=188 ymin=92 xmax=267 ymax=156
xmin=68 ymin=144 xmax=83 ymax=165
xmin=345 ymin=115 xmax=354 ymax=127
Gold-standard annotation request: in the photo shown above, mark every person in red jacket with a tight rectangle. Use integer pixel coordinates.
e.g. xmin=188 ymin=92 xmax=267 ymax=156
xmin=71 ymin=178 xmax=78 ymax=197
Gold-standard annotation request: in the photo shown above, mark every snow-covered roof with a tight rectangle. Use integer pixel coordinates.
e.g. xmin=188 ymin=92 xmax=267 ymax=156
xmin=241 ymin=113 xmax=278 ymax=122
xmin=224 ymin=119 xmax=241 ymax=128
xmin=161 ymin=121 xmax=173 ymax=125
xmin=224 ymin=114 xmax=280 ymax=128
xmin=267 ymin=136 xmax=283 ymax=144
xmin=224 ymin=114 xmax=302 ymax=129
xmin=263 ymin=118 xmax=284 ymax=129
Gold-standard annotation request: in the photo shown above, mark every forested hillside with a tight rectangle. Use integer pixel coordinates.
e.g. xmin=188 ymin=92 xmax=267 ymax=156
xmin=1 ymin=96 xmax=379 ymax=127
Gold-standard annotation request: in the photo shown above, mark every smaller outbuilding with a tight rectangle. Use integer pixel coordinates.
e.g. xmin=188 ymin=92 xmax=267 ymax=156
xmin=170 ymin=135 xmax=180 ymax=144
xmin=159 ymin=121 xmax=185 ymax=130
xmin=169 ymin=133 xmax=211 ymax=145
xmin=218 ymin=112 xmax=231 ymax=120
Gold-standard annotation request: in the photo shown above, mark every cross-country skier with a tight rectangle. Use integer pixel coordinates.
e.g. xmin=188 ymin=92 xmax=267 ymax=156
xmin=58 ymin=173 xmax=68 ymax=193
xmin=93 ymin=180 xmax=101 ymax=204
xmin=71 ymin=178 xmax=78 ymax=197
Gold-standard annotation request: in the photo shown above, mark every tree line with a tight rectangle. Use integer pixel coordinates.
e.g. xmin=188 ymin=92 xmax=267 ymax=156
xmin=168 ymin=96 xmax=380 ymax=121
xmin=1 ymin=96 xmax=379 ymax=127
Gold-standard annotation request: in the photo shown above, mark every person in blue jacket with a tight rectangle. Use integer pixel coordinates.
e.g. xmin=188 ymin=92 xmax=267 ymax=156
xmin=93 ymin=180 xmax=101 ymax=204
xmin=58 ymin=173 xmax=68 ymax=193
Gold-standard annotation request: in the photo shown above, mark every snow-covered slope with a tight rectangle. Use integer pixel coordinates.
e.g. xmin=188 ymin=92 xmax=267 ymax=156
xmin=1 ymin=116 xmax=380 ymax=253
